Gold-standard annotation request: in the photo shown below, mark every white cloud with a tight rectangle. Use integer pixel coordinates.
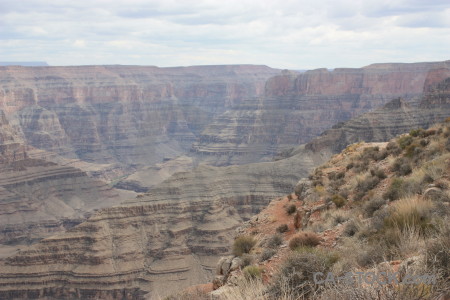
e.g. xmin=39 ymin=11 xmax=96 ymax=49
xmin=0 ymin=0 xmax=448 ymax=68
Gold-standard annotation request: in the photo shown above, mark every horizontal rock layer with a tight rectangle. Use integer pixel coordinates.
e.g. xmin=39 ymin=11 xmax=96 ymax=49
xmin=192 ymin=61 xmax=450 ymax=165
xmin=0 ymin=65 xmax=278 ymax=168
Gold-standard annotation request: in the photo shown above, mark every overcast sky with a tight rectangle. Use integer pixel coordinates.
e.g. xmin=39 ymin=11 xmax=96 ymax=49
xmin=0 ymin=0 xmax=449 ymax=69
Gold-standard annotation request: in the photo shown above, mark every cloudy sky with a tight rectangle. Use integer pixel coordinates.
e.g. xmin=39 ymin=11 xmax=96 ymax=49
xmin=0 ymin=0 xmax=449 ymax=69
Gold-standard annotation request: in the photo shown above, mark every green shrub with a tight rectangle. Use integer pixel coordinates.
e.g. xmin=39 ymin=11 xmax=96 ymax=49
xmin=266 ymin=234 xmax=283 ymax=248
xmin=398 ymin=135 xmax=413 ymax=149
xmin=383 ymin=178 xmax=404 ymax=201
xmin=276 ymin=224 xmax=289 ymax=233
xmin=286 ymin=204 xmax=296 ymax=215
xmin=405 ymin=143 xmax=422 ymax=158
xmin=233 ymin=236 xmax=256 ymax=256
xmin=331 ymin=194 xmax=346 ymax=208
xmin=409 ymin=128 xmax=424 ymax=137
xmin=289 ymin=232 xmax=321 ymax=250
xmin=243 ymin=265 xmax=262 ymax=279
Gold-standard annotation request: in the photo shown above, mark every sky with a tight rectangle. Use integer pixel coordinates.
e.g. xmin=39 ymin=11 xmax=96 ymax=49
xmin=0 ymin=0 xmax=449 ymax=69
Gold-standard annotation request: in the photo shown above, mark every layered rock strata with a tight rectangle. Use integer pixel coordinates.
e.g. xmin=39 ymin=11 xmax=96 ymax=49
xmin=0 ymin=65 xmax=279 ymax=169
xmin=192 ymin=61 xmax=450 ymax=165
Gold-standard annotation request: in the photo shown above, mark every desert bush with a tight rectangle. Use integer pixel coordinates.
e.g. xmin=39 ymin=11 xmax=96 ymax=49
xmin=331 ymin=194 xmax=346 ymax=208
xmin=370 ymin=167 xmax=387 ymax=179
xmin=356 ymin=243 xmax=388 ymax=267
xmin=425 ymin=221 xmax=450 ymax=279
xmin=338 ymin=188 xmax=350 ymax=200
xmin=164 ymin=287 xmax=210 ymax=300
xmin=383 ymin=196 xmax=434 ymax=235
xmin=233 ymin=236 xmax=256 ymax=256
xmin=410 ymin=128 xmax=424 ymax=137
xmin=363 ymin=197 xmax=385 ymax=217
xmin=354 ymin=175 xmax=380 ymax=201
xmin=329 ymin=178 xmax=345 ymax=191
xmin=420 ymin=138 xmax=429 ymax=147
xmin=424 ymin=129 xmax=437 ymax=136
xmin=359 ymin=146 xmax=380 ymax=161
xmin=386 ymin=140 xmax=402 ymax=156
xmin=285 ymin=204 xmax=296 ymax=215
xmin=383 ymin=178 xmax=404 ymax=201
xmin=332 ymin=212 xmax=349 ymax=225
xmin=243 ymin=265 xmax=262 ymax=279
xmin=260 ymin=248 xmax=277 ymax=262
xmin=289 ymin=232 xmax=321 ymax=250
xmin=375 ymin=148 xmax=389 ymax=161
xmin=405 ymin=143 xmax=422 ymax=158
xmin=276 ymin=224 xmax=289 ymax=233
xmin=391 ymin=157 xmax=412 ymax=176
xmin=266 ymin=234 xmax=283 ymax=248
xmin=398 ymin=135 xmax=413 ymax=149
xmin=269 ymin=249 xmax=336 ymax=299
xmin=346 ymin=161 xmax=354 ymax=170
xmin=353 ymin=161 xmax=369 ymax=173
xmin=343 ymin=219 xmax=361 ymax=237
xmin=328 ymin=171 xmax=345 ymax=181
xmin=241 ymin=253 xmax=253 ymax=268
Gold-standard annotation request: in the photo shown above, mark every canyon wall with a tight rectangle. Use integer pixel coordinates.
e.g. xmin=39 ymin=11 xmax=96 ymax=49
xmin=1 ymin=70 xmax=450 ymax=299
xmin=192 ymin=61 xmax=450 ymax=165
xmin=0 ymin=65 xmax=278 ymax=169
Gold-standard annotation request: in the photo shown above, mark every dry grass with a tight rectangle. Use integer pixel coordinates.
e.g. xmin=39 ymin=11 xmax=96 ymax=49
xmin=384 ymin=196 xmax=434 ymax=234
xmin=289 ymin=232 xmax=321 ymax=249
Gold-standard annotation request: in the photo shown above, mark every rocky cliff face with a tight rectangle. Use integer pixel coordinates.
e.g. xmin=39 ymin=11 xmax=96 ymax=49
xmin=0 ymin=111 xmax=135 ymax=258
xmin=192 ymin=61 xmax=450 ymax=165
xmin=306 ymin=71 xmax=450 ymax=154
xmin=0 ymin=65 xmax=278 ymax=170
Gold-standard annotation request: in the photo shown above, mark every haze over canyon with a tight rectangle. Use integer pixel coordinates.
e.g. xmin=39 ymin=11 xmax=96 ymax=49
xmin=0 ymin=60 xmax=449 ymax=299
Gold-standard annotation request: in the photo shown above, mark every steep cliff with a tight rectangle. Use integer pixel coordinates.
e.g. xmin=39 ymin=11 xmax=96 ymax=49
xmin=192 ymin=61 xmax=450 ymax=165
xmin=0 ymin=111 xmax=135 ymax=257
xmin=0 ymin=65 xmax=278 ymax=172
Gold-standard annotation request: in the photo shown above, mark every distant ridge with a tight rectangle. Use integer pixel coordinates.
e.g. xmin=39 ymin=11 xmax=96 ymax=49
xmin=0 ymin=61 xmax=48 ymax=66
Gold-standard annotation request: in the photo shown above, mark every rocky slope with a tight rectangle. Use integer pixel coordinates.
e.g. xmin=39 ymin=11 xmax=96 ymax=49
xmin=1 ymin=73 xmax=449 ymax=299
xmin=208 ymin=121 xmax=450 ymax=300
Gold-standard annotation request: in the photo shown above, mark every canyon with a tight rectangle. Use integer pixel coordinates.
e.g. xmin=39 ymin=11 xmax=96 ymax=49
xmin=0 ymin=61 xmax=449 ymax=298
